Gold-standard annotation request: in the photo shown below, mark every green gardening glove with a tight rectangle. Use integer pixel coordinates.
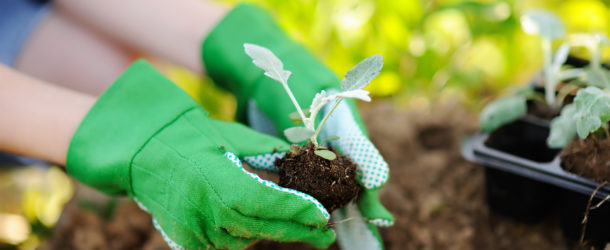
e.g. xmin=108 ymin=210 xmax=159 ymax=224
xmin=202 ymin=3 xmax=393 ymax=249
xmin=66 ymin=60 xmax=334 ymax=249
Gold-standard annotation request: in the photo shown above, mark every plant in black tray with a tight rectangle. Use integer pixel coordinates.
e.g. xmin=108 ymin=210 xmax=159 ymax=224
xmin=548 ymin=86 xmax=610 ymax=182
xmin=479 ymin=10 xmax=610 ymax=160
xmin=243 ymin=43 xmax=383 ymax=212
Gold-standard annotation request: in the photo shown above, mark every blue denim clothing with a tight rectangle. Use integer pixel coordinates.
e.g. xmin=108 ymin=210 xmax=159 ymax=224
xmin=0 ymin=0 xmax=50 ymax=66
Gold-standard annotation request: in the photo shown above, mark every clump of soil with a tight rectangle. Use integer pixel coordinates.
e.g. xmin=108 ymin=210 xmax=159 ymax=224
xmin=275 ymin=144 xmax=360 ymax=212
xmin=561 ymin=137 xmax=610 ymax=183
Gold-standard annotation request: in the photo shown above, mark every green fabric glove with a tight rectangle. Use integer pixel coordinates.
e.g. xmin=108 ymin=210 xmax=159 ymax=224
xmin=66 ymin=60 xmax=334 ymax=249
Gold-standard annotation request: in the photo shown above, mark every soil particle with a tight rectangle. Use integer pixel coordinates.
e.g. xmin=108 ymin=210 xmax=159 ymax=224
xmin=561 ymin=136 xmax=610 ymax=183
xmin=275 ymin=144 xmax=361 ymax=213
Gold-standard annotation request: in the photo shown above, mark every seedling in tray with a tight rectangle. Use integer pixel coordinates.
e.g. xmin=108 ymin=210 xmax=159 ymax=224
xmin=480 ymin=10 xmax=577 ymax=132
xmin=244 ymin=43 xmax=383 ymax=212
xmin=480 ymin=10 xmax=610 ymax=134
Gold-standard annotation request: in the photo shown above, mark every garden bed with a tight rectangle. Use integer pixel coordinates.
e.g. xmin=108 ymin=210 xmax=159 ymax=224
xmin=41 ymin=100 xmax=574 ymax=250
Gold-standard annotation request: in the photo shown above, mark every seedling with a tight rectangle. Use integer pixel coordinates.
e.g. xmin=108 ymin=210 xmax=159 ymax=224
xmin=548 ymin=86 xmax=610 ymax=148
xmin=521 ymin=9 xmax=568 ymax=107
xmin=244 ymin=43 xmax=381 ymax=212
xmin=244 ymin=43 xmax=382 ymax=160
xmin=568 ymin=33 xmax=610 ymax=89
xmin=479 ymin=10 xmax=609 ymax=133
xmin=547 ymin=34 xmax=610 ymax=148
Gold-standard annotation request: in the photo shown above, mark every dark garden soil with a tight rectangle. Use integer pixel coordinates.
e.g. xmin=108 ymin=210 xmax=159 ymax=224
xmin=275 ymin=144 xmax=360 ymax=212
xmin=42 ymin=100 xmax=583 ymax=250
xmin=561 ymin=136 xmax=610 ymax=183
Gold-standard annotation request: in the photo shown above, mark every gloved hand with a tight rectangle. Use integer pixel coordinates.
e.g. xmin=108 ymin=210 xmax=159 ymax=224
xmin=202 ymin=3 xmax=393 ymax=249
xmin=66 ymin=60 xmax=335 ymax=249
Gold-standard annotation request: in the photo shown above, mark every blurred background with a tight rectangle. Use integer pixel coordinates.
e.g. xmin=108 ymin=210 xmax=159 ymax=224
xmin=1 ymin=0 xmax=609 ymax=249
xmin=170 ymin=0 xmax=610 ymax=121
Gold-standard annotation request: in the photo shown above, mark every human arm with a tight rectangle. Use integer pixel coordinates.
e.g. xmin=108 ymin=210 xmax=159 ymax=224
xmin=53 ymin=0 xmax=227 ymax=74
xmin=0 ymin=63 xmax=94 ymax=165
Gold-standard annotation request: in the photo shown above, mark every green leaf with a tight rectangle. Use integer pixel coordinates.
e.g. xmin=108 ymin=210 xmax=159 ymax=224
xmin=577 ymin=116 xmax=602 ymax=139
xmin=341 ymin=54 xmax=383 ymax=91
xmin=479 ymin=95 xmax=527 ymax=132
xmin=319 ymin=136 xmax=340 ymax=145
xmin=244 ymin=43 xmax=291 ymax=84
xmin=520 ymin=10 xmax=565 ymax=40
xmin=573 ymin=86 xmax=610 ymax=138
xmin=548 ymin=103 xmax=578 ymax=148
xmin=324 ymin=136 xmax=340 ymax=141
xmin=288 ymin=109 xmax=310 ymax=125
xmin=314 ymin=149 xmax=337 ymax=161
xmin=585 ymin=68 xmax=610 ymax=89
xmin=284 ymin=127 xmax=315 ymax=143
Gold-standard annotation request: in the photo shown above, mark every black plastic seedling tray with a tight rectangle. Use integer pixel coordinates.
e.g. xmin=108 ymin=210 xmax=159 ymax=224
xmin=462 ymin=117 xmax=610 ymax=247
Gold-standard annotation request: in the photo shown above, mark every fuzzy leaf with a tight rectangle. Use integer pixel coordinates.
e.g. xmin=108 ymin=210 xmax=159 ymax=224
xmin=585 ymin=68 xmax=610 ymax=89
xmin=341 ymin=54 xmax=383 ymax=91
xmin=284 ymin=127 xmax=315 ymax=143
xmin=244 ymin=43 xmax=292 ymax=84
xmin=600 ymin=33 xmax=610 ymax=45
xmin=320 ymin=136 xmax=340 ymax=146
xmin=314 ymin=149 xmax=337 ymax=161
xmin=521 ymin=10 xmax=565 ymax=40
xmin=335 ymin=89 xmax=371 ymax=102
xmin=310 ymin=91 xmax=332 ymax=113
xmin=324 ymin=136 xmax=340 ymax=141
xmin=288 ymin=109 xmax=310 ymax=125
xmin=548 ymin=103 xmax=578 ymax=148
xmin=569 ymin=33 xmax=609 ymax=48
xmin=479 ymin=95 xmax=527 ymax=132
xmin=577 ymin=116 xmax=602 ymax=139
xmin=573 ymin=87 xmax=610 ymax=138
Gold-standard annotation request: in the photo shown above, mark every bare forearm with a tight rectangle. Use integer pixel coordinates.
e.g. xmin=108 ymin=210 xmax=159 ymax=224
xmin=54 ymin=0 xmax=227 ymax=74
xmin=0 ymin=64 xmax=95 ymax=165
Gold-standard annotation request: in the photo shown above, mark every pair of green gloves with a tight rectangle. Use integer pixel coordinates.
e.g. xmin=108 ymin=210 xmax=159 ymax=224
xmin=67 ymin=4 xmax=393 ymax=249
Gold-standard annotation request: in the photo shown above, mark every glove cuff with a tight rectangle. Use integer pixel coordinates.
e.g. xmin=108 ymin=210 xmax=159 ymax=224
xmin=66 ymin=60 xmax=201 ymax=195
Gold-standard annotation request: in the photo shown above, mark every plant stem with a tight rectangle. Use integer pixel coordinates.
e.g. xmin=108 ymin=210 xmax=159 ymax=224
xmin=312 ymin=97 xmax=343 ymax=145
xmin=591 ymin=45 xmax=600 ymax=71
xmin=280 ymin=81 xmax=307 ymax=124
xmin=542 ymin=39 xmax=556 ymax=108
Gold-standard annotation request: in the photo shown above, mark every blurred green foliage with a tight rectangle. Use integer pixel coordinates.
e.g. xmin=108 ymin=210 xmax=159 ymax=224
xmin=214 ymin=0 xmax=610 ymax=110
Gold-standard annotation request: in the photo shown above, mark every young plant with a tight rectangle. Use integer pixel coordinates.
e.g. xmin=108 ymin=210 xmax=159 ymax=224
xmin=521 ymin=9 xmax=568 ymax=108
xmin=480 ymin=10 xmax=581 ymax=132
xmin=568 ymin=33 xmax=610 ymax=89
xmin=548 ymin=86 xmax=610 ymax=148
xmin=244 ymin=43 xmax=382 ymax=160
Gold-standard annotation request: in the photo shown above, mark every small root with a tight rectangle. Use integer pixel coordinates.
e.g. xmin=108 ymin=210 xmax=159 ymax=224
xmin=326 ymin=217 xmax=355 ymax=227
xmin=580 ymin=181 xmax=609 ymax=244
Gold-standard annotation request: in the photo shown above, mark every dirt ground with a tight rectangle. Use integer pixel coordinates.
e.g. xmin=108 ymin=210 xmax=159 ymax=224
xmin=41 ymin=100 xmax=590 ymax=250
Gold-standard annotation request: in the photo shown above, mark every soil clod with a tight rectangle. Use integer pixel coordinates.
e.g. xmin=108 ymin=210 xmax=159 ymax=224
xmin=561 ymin=137 xmax=610 ymax=183
xmin=275 ymin=144 xmax=360 ymax=212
